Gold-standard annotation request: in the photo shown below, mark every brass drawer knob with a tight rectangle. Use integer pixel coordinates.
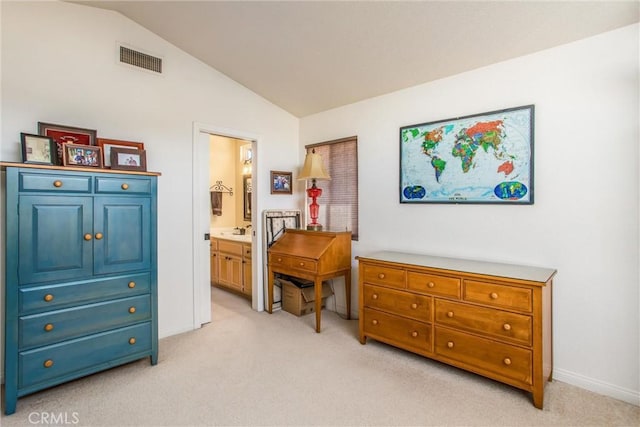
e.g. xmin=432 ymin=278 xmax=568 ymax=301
xmin=277 ymin=258 xmax=282 ymax=262
xmin=503 ymin=357 xmax=512 ymax=366
xmin=503 ymin=323 xmax=512 ymax=331
xmin=44 ymin=294 xmax=54 ymax=302
xmin=410 ymin=303 xmax=418 ymax=309
xmin=371 ymin=319 xmax=378 ymax=325
xmin=372 ymin=294 xmax=378 ymax=300
xmin=129 ymin=337 xmax=136 ymax=345
xmin=44 ymin=323 xmax=54 ymax=332
xmin=411 ymin=331 xmax=418 ymax=338
xmin=84 ymin=233 xmax=93 ymax=241
xmin=128 ymin=281 xmax=136 ymax=288
xmin=447 ymin=311 xmax=454 ymax=318
xmin=299 ymin=262 xmax=305 ymax=266
xmin=53 ymin=180 xmax=63 ymax=188
xmin=490 ymin=292 xmax=499 ymax=300
xmin=95 ymin=232 xmax=103 ymax=240
xmin=427 ymin=282 xmax=435 ymax=288
xmin=378 ymin=273 xmax=385 ymax=279
xmin=121 ymin=183 xmax=129 ymax=190
xmin=129 ymin=307 xmax=136 ymax=314
xmin=43 ymin=359 xmax=54 ymax=368
xmin=447 ymin=341 xmax=454 ymax=349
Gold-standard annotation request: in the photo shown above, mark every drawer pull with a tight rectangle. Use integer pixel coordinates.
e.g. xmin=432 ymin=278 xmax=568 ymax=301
xmin=95 ymin=232 xmax=103 ymax=240
xmin=128 ymin=307 xmax=136 ymax=314
xmin=503 ymin=357 xmax=512 ymax=366
xmin=427 ymin=282 xmax=435 ymax=288
xmin=299 ymin=262 xmax=305 ymax=266
xmin=129 ymin=337 xmax=136 ymax=345
xmin=490 ymin=292 xmax=499 ymax=300
xmin=411 ymin=331 xmax=418 ymax=338
xmin=378 ymin=273 xmax=385 ymax=279
xmin=44 ymin=294 xmax=54 ymax=302
xmin=44 ymin=323 xmax=54 ymax=332
xmin=128 ymin=281 xmax=136 ymax=288
xmin=372 ymin=294 xmax=379 ymax=300
xmin=121 ymin=183 xmax=129 ymax=190
xmin=503 ymin=323 xmax=512 ymax=331
xmin=447 ymin=341 xmax=454 ymax=349
xmin=84 ymin=233 xmax=93 ymax=241
xmin=277 ymin=257 xmax=282 ymax=262
xmin=53 ymin=180 xmax=63 ymax=188
xmin=447 ymin=311 xmax=454 ymax=318
xmin=43 ymin=359 xmax=54 ymax=368
xmin=371 ymin=319 xmax=379 ymax=325
xmin=410 ymin=303 xmax=417 ymax=309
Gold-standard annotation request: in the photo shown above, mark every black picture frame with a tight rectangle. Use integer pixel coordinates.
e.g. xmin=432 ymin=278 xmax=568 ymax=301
xmin=20 ymin=133 xmax=57 ymax=165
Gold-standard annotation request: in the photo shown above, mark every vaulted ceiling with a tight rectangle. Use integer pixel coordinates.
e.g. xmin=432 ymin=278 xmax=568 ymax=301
xmin=73 ymin=1 xmax=639 ymax=117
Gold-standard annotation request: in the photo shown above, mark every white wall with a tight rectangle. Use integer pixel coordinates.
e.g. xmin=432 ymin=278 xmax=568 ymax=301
xmin=0 ymin=0 xmax=302 ymax=363
xmin=300 ymin=24 xmax=639 ymax=405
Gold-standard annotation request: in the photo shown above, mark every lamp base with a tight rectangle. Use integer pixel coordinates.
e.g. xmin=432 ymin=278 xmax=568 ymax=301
xmin=306 ymin=224 xmax=323 ymax=231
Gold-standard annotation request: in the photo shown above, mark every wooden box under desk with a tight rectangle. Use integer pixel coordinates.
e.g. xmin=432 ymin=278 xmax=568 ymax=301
xmin=357 ymin=251 xmax=556 ymax=409
xmin=267 ymin=229 xmax=352 ymax=333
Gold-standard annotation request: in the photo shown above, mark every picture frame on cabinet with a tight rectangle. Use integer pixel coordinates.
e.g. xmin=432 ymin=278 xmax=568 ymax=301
xmin=97 ymin=138 xmax=145 ymax=168
xmin=110 ymin=146 xmax=147 ymax=171
xmin=63 ymin=143 xmax=103 ymax=168
xmin=270 ymin=170 xmax=292 ymax=194
xmin=20 ymin=133 xmax=58 ymax=165
xmin=38 ymin=122 xmax=97 ymax=165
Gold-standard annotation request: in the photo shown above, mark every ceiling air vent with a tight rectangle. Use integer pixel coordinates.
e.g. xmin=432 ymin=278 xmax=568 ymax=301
xmin=119 ymin=45 xmax=162 ymax=74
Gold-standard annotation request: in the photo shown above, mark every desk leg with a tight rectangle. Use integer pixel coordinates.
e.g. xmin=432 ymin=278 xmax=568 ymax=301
xmin=267 ymin=266 xmax=274 ymax=314
xmin=345 ymin=270 xmax=351 ymax=320
xmin=315 ymin=278 xmax=322 ymax=333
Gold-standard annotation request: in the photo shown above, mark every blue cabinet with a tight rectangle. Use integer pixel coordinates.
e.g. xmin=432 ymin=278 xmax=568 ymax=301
xmin=3 ymin=164 xmax=159 ymax=415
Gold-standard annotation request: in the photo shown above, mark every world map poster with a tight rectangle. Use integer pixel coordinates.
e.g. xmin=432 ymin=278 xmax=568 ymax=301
xmin=400 ymin=105 xmax=534 ymax=204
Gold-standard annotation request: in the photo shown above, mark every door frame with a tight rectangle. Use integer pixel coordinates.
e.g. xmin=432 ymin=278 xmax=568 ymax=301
xmin=191 ymin=122 xmax=261 ymax=329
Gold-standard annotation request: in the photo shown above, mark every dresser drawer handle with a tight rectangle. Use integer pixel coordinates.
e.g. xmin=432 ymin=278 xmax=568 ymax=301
xmin=53 ymin=180 xmax=63 ymax=188
xmin=372 ymin=294 xmax=378 ymax=300
xmin=378 ymin=273 xmax=385 ymax=279
xmin=129 ymin=307 xmax=136 ymax=314
xmin=121 ymin=183 xmax=129 ymax=190
xmin=503 ymin=357 xmax=512 ymax=366
xmin=129 ymin=337 xmax=136 ymax=345
xmin=490 ymin=292 xmax=499 ymax=300
xmin=299 ymin=262 xmax=305 ymax=267
xmin=44 ymin=294 xmax=54 ymax=302
xmin=503 ymin=323 xmax=512 ymax=331
xmin=410 ymin=303 xmax=417 ymax=309
xmin=447 ymin=311 xmax=454 ymax=318
xmin=411 ymin=331 xmax=418 ymax=338
xmin=371 ymin=319 xmax=378 ymax=325
xmin=95 ymin=232 xmax=103 ymax=240
xmin=427 ymin=282 xmax=435 ymax=288
xmin=84 ymin=233 xmax=93 ymax=241
xmin=128 ymin=281 xmax=136 ymax=288
xmin=43 ymin=359 xmax=54 ymax=368
xmin=447 ymin=341 xmax=454 ymax=349
xmin=44 ymin=323 xmax=54 ymax=332
xmin=277 ymin=257 xmax=282 ymax=262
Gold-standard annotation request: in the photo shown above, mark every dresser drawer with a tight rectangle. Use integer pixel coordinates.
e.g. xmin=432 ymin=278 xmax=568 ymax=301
xmin=95 ymin=176 xmax=152 ymax=194
xmin=243 ymin=244 xmax=252 ymax=258
xmin=435 ymin=327 xmax=532 ymax=385
xmin=19 ymin=171 xmax=91 ymax=193
xmin=408 ymin=271 xmax=461 ymax=298
xmin=19 ymin=322 xmax=152 ymax=389
xmin=464 ymin=280 xmax=532 ymax=313
xmin=19 ymin=295 xmax=151 ymax=349
xmin=363 ymin=308 xmax=432 ymax=353
xmin=435 ymin=299 xmax=532 ymax=346
xmin=363 ymin=284 xmax=431 ymax=322
xmin=362 ymin=264 xmax=406 ymax=289
xmin=269 ymin=254 xmax=317 ymax=273
xmin=19 ymin=273 xmax=151 ymax=314
xmin=219 ymin=240 xmax=244 ymax=256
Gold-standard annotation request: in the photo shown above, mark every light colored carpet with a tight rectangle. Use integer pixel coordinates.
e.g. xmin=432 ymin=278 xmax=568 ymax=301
xmin=1 ymin=286 xmax=638 ymax=426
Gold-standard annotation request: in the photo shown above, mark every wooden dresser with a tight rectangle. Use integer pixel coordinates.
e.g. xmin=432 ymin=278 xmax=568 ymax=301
xmin=267 ymin=229 xmax=351 ymax=332
xmin=357 ymin=251 xmax=556 ymax=409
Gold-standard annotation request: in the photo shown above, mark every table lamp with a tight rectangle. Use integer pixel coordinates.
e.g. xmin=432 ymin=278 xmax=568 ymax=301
xmin=298 ymin=148 xmax=331 ymax=230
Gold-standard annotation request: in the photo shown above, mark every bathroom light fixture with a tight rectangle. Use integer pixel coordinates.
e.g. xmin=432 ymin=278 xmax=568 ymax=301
xmin=298 ymin=148 xmax=331 ymax=231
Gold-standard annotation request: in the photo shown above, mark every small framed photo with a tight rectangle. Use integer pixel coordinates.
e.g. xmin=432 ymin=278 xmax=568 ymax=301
xmin=63 ymin=143 xmax=103 ymax=168
xmin=38 ymin=122 xmax=97 ymax=165
xmin=97 ymin=138 xmax=145 ymax=168
xmin=270 ymin=170 xmax=292 ymax=194
xmin=110 ymin=147 xmax=147 ymax=171
xmin=20 ymin=133 xmax=58 ymax=165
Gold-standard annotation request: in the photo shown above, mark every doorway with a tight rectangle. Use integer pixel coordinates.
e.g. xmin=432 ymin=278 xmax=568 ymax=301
xmin=191 ymin=122 xmax=261 ymax=329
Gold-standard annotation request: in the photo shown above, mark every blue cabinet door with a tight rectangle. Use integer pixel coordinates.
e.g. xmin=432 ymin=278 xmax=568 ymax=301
xmin=18 ymin=196 xmax=93 ymax=284
xmin=93 ymin=197 xmax=151 ymax=275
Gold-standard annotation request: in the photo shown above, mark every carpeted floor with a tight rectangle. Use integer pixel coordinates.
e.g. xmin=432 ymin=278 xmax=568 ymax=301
xmin=1 ymin=286 xmax=638 ymax=426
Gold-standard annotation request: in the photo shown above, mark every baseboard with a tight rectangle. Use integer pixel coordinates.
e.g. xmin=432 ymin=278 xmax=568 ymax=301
xmin=553 ymin=367 xmax=640 ymax=406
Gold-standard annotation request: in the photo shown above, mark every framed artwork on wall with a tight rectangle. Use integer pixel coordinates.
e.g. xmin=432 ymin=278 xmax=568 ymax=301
xmin=400 ymin=104 xmax=534 ymax=204
xmin=270 ymin=170 xmax=292 ymax=194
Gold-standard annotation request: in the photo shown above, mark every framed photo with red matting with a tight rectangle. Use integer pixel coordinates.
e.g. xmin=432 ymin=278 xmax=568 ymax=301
xmin=38 ymin=122 xmax=97 ymax=165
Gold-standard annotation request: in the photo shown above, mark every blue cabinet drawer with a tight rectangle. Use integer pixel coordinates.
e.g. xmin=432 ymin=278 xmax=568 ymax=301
xmin=19 ymin=172 xmax=91 ymax=193
xmin=19 ymin=273 xmax=150 ymax=314
xmin=19 ymin=322 xmax=151 ymax=389
xmin=19 ymin=295 xmax=150 ymax=349
xmin=95 ymin=176 xmax=152 ymax=194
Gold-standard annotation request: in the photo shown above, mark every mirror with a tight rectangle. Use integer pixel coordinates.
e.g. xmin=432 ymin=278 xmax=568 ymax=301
xmin=243 ymin=175 xmax=252 ymax=221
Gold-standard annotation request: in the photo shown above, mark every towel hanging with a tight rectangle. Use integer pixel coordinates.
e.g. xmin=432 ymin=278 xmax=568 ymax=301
xmin=211 ymin=191 xmax=223 ymax=216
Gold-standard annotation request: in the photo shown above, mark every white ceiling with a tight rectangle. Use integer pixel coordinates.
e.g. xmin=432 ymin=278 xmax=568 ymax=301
xmin=74 ymin=1 xmax=639 ymax=117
